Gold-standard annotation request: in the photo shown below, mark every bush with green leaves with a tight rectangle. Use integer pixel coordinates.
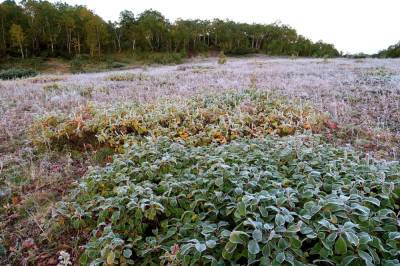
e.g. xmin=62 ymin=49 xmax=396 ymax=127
xmin=29 ymin=90 xmax=325 ymax=153
xmin=135 ymin=52 xmax=184 ymax=65
xmin=0 ymin=68 xmax=38 ymax=80
xmin=70 ymin=56 xmax=85 ymax=73
xmin=55 ymin=136 xmax=400 ymax=265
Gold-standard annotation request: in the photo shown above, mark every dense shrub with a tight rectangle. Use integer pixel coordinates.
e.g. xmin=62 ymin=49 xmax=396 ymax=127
xmin=109 ymin=62 xmax=126 ymax=69
xmin=135 ymin=53 xmax=184 ymax=65
xmin=226 ymin=47 xmax=256 ymax=56
xmin=70 ymin=56 xmax=85 ymax=73
xmin=107 ymin=73 xmax=148 ymax=82
xmin=55 ymin=136 xmax=400 ymax=265
xmin=29 ymin=91 xmax=326 ymax=152
xmin=0 ymin=68 xmax=38 ymax=80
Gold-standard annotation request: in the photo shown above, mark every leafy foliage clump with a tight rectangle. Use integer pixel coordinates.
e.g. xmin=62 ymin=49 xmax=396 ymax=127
xmin=0 ymin=68 xmax=38 ymax=80
xmin=134 ymin=52 xmax=184 ymax=65
xmin=29 ymin=91 xmax=325 ymax=152
xmin=55 ymin=136 xmax=400 ymax=265
xmin=218 ymin=51 xmax=227 ymax=65
xmin=107 ymin=72 xmax=148 ymax=82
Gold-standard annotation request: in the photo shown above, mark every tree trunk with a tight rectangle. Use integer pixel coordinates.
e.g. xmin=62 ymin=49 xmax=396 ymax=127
xmin=97 ymin=27 xmax=101 ymax=56
xmin=132 ymin=39 xmax=136 ymax=52
xmin=51 ymin=38 xmax=54 ymax=54
xmin=114 ymin=30 xmax=121 ymax=53
xmin=78 ymin=35 xmax=81 ymax=54
xmin=67 ymin=29 xmax=72 ymax=54
xmin=1 ymin=17 xmax=5 ymax=51
xmin=117 ymin=37 xmax=121 ymax=53
xmin=146 ymin=34 xmax=153 ymax=51
xmin=174 ymin=40 xmax=179 ymax=52
xmin=19 ymin=42 xmax=24 ymax=59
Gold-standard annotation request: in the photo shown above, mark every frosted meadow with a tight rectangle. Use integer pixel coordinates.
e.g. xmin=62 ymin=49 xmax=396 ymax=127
xmin=1 ymin=56 xmax=400 ymax=265
xmin=1 ymin=57 xmax=400 ymax=157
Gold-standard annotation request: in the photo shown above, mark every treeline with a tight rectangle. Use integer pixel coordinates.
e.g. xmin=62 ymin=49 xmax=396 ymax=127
xmin=377 ymin=42 xmax=400 ymax=58
xmin=0 ymin=0 xmax=340 ymax=59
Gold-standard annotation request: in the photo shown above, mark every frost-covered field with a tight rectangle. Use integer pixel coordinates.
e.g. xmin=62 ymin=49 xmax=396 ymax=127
xmin=1 ymin=56 xmax=400 ymax=157
xmin=1 ymin=56 xmax=400 ymax=264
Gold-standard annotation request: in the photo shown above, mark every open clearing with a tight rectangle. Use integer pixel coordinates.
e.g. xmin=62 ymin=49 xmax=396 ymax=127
xmin=1 ymin=57 xmax=400 ymax=265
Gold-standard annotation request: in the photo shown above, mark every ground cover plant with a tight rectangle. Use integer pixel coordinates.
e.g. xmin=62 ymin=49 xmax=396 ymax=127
xmin=0 ymin=68 xmax=38 ymax=80
xmin=29 ymin=90 xmax=325 ymax=153
xmin=54 ymin=136 xmax=400 ymax=265
xmin=1 ymin=57 xmax=400 ymax=265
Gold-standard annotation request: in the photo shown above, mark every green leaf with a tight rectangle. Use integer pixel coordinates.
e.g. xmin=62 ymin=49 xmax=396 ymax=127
xmin=275 ymin=214 xmax=285 ymax=226
xmin=224 ymin=241 xmax=237 ymax=254
xmin=206 ymin=239 xmax=217 ymax=248
xmin=341 ymin=255 xmax=358 ymax=266
xmin=278 ymin=238 xmax=289 ymax=250
xmin=215 ymin=177 xmax=224 ymax=187
xmin=229 ymin=230 xmax=248 ymax=244
xmin=335 ymin=236 xmax=347 ymax=255
xmin=195 ymin=243 xmax=206 ymax=253
xmin=326 ymin=232 xmax=337 ymax=245
xmin=363 ymin=197 xmax=380 ymax=207
xmin=259 ymin=257 xmax=270 ymax=266
xmin=248 ymin=240 xmax=260 ymax=255
xmin=388 ymin=232 xmax=400 ymax=240
xmin=237 ymin=202 xmax=247 ymax=217
xmin=318 ymin=219 xmax=336 ymax=230
xmin=276 ymin=252 xmax=285 ymax=263
xmin=252 ymin=229 xmax=263 ymax=242
xmin=358 ymin=232 xmax=372 ymax=245
xmin=289 ymin=237 xmax=302 ymax=249
xmin=123 ymin=249 xmax=132 ymax=258
xmin=344 ymin=231 xmax=359 ymax=246
xmin=351 ymin=203 xmax=370 ymax=216
xmin=358 ymin=250 xmax=374 ymax=266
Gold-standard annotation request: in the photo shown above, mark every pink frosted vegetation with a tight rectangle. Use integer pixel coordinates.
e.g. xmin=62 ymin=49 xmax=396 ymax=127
xmin=1 ymin=56 xmax=399 ymax=158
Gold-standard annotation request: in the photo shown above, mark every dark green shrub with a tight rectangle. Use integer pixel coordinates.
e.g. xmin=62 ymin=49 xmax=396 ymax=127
xmin=0 ymin=68 xmax=38 ymax=80
xmin=105 ymin=57 xmax=126 ymax=69
xmin=110 ymin=62 xmax=126 ymax=69
xmin=135 ymin=52 xmax=184 ymax=65
xmin=227 ymin=47 xmax=256 ymax=55
xmin=70 ymin=56 xmax=85 ymax=73
xmin=56 ymin=136 xmax=400 ymax=265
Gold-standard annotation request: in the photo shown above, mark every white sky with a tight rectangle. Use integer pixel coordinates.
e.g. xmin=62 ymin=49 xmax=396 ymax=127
xmin=57 ymin=0 xmax=400 ymax=54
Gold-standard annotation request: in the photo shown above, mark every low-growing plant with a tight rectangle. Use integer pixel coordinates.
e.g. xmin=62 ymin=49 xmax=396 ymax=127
xmin=134 ymin=52 xmax=184 ymax=65
xmin=79 ymin=86 xmax=94 ymax=98
xmin=107 ymin=72 xmax=148 ymax=82
xmin=110 ymin=62 xmax=126 ymax=69
xmin=29 ymin=90 xmax=326 ymax=153
xmin=218 ymin=51 xmax=227 ymax=64
xmin=42 ymin=83 xmax=61 ymax=92
xmin=93 ymin=146 xmax=114 ymax=164
xmin=29 ymin=75 xmax=65 ymax=84
xmin=55 ymin=136 xmax=400 ymax=265
xmin=70 ymin=56 xmax=85 ymax=73
xmin=0 ymin=68 xmax=38 ymax=80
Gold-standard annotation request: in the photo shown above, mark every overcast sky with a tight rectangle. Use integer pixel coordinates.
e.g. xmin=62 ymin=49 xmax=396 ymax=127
xmin=57 ymin=0 xmax=400 ymax=54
